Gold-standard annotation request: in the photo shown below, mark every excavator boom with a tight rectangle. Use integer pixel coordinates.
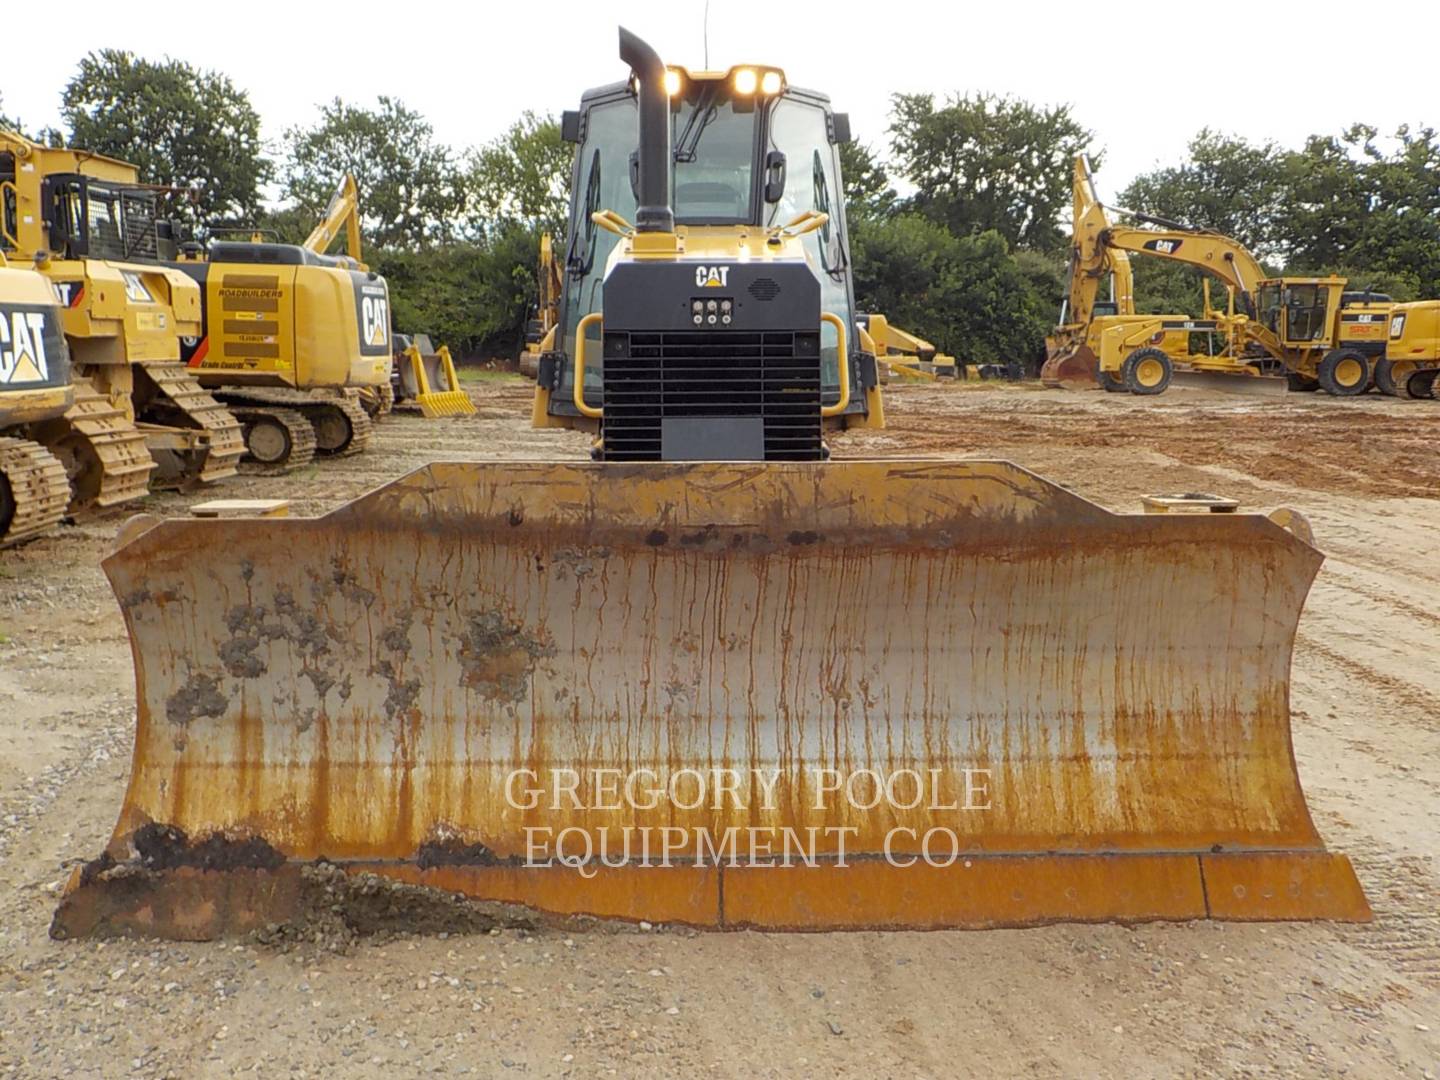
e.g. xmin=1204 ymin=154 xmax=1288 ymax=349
xmin=302 ymin=174 xmax=365 ymax=264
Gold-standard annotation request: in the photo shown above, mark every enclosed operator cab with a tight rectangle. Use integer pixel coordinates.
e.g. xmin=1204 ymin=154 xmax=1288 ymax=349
xmin=532 ymin=34 xmax=882 ymax=460
xmin=1254 ymin=278 xmax=1391 ymax=355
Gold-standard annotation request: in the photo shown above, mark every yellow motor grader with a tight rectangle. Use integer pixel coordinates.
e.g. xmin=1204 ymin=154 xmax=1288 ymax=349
xmin=53 ymin=30 xmax=1367 ymax=939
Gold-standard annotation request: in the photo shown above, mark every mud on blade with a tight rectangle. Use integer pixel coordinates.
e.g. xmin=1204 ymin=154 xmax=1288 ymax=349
xmin=55 ymin=460 xmax=1369 ymax=938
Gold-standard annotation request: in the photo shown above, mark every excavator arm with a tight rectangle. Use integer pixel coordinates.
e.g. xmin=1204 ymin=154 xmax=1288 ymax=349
xmin=1099 ymin=225 xmax=1267 ymax=316
xmin=302 ymin=174 xmax=364 ymax=265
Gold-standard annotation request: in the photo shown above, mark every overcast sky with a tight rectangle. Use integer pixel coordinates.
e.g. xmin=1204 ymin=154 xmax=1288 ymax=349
xmin=6 ymin=0 xmax=1438 ymax=204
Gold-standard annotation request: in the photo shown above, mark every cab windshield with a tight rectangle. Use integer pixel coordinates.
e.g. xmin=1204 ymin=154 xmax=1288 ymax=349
xmin=672 ymin=91 xmax=757 ymax=223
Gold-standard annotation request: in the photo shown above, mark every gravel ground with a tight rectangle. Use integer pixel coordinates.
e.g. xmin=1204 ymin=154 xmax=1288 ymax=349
xmin=2 ymin=377 xmax=1438 ymax=1078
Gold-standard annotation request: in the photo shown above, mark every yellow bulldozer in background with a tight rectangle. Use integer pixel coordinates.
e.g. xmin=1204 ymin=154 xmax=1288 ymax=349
xmin=1 ymin=129 xmax=242 ymax=495
xmin=0 ymin=255 xmax=76 ymax=544
xmin=53 ymin=29 xmax=1367 ymax=940
xmin=1377 ymin=300 xmax=1440 ymax=397
xmin=173 ymin=174 xmax=394 ymax=466
xmin=1044 ymin=155 xmax=1394 ymax=396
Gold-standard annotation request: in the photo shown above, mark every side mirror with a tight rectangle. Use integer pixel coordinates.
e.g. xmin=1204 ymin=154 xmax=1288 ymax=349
xmin=763 ymin=150 xmax=787 ymax=204
xmin=830 ymin=112 xmax=852 ymax=144
xmin=560 ymin=111 xmax=583 ymax=143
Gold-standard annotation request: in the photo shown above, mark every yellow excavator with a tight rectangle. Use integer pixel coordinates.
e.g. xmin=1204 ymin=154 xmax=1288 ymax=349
xmin=0 ymin=255 xmax=74 ymax=544
xmin=173 ymin=175 xmax=394 ymax=466
xmin=54 ymin=30 xmax=1366 ymax=940
xmin=1044 ymin=156 xmax=1393 ymax=396
xmin=1 ymin=129 xmax=241 ymax=494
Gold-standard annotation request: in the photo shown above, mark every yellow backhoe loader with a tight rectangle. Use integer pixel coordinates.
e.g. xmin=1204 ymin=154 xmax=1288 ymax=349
xmin=173 ymin=175 xmax=394 ymax=466
xmin=1 ymin=129 xmax=241 ymax=493
xmin=54 ymin=30 xmax=1367 ymax=940
xmin=0 ymin=255 xmax=74 ymax=544
xmin=1376 ymin=301 xmax=1440 ymax=398
xmin=1043 ymin=156 xmax=1393 ymax=396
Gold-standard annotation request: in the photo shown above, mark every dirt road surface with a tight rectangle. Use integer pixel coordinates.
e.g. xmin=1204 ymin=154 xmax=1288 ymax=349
xmin=3 ymin=378 xmax=1438 ymax=1078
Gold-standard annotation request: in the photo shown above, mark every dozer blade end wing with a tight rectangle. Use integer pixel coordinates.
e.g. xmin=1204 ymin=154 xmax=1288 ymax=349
xmin=54 ymin=459 xmax=1369 ymax=939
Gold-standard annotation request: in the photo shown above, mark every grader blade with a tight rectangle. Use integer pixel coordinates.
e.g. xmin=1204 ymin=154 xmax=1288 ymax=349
xmin=54 ymin=460 xmax=1369 ymax=939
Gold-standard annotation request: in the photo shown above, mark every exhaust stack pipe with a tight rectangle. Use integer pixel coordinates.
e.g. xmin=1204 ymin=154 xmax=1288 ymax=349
xmin=619 ymin=27 xmax=674 ymax=234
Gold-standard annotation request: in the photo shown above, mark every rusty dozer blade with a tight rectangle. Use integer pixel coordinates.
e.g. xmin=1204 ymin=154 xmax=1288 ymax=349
xmin=54 ymin=460 xmax=1369 ymax=940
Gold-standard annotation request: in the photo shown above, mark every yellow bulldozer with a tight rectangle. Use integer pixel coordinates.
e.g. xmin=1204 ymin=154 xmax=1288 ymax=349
xmin=173 ymin=175 xmax=395 ymax=466
xmin=1 ymin=128 xmax=243 ymax=492
xmin=53 ymin=30 xmax=1367 ymax=940
xmin=1044 ymin=155 xmax=1394 ymax=396
xmin=1376 ymin=300 xmax=1440 ymax=398
xmin=0 ymin=255 xmax=75 ymax=545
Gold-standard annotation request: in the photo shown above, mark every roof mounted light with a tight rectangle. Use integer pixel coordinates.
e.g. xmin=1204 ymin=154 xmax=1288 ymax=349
xmin=733 ymin=68 xmax=758 ymax=94
xmin=760 ymin=70 xmax=783 ymax=95
xmin=663 ymin=69 xmax=682 ymax=96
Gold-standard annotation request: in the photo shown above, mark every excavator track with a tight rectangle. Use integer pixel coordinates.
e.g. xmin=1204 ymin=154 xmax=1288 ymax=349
xmin=139 ymin=364 xmax=246 ymax=487
xmin=32 ymin=381 xmax=156 ymax=514
xmin=228 ymin=407 xmax=318 ymax=472
xmin=218 ymin=388 xmax=373 ymax=457
xmin=0 ymin=438 xmax=70 ymax=546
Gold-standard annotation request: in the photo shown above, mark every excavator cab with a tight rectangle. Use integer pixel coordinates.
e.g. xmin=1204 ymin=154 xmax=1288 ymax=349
xmin=532 ymin=44 xmax=879 ymax=457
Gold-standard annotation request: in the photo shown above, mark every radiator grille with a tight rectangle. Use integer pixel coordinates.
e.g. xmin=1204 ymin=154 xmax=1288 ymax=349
xmin=600 ymin=330 xmax=822 ymax=461
xmin=748 ymin=278 xmax=781 ymax=302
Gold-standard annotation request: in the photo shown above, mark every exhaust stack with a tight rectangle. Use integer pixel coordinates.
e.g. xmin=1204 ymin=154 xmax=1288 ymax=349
xmin=619 ymin=27 xmax=674 ymax=234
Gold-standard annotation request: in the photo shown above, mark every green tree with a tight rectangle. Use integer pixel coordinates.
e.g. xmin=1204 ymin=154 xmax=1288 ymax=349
xmin=370 ymin=223 xmax=541 ymax=356
xmin=60 ymin=51 xmax=270 ymax=226
xmin=850 ymin=213 xmax=1051 ymax=365
xmin=838 ymin=141 xmax=896 ymax=220
xmin=1121 ymin=130 xmax=1286 ymax=256
xmin=888 ymin=92 xmax=1094 ymax=251
xmin=465 ymin=112 xmax=571 ymax=237
xmin=1276 ymin=129 xmax=1374 ymax=274
xmin=284 ymin=97 xmax=463 ymax=249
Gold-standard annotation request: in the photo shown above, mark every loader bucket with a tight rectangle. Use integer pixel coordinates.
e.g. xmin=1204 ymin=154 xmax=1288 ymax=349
xmin=54 ymin=460 xmax=1369 ymax=939
xmin=1040 ymin=343 xmax=1099 ymax=389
